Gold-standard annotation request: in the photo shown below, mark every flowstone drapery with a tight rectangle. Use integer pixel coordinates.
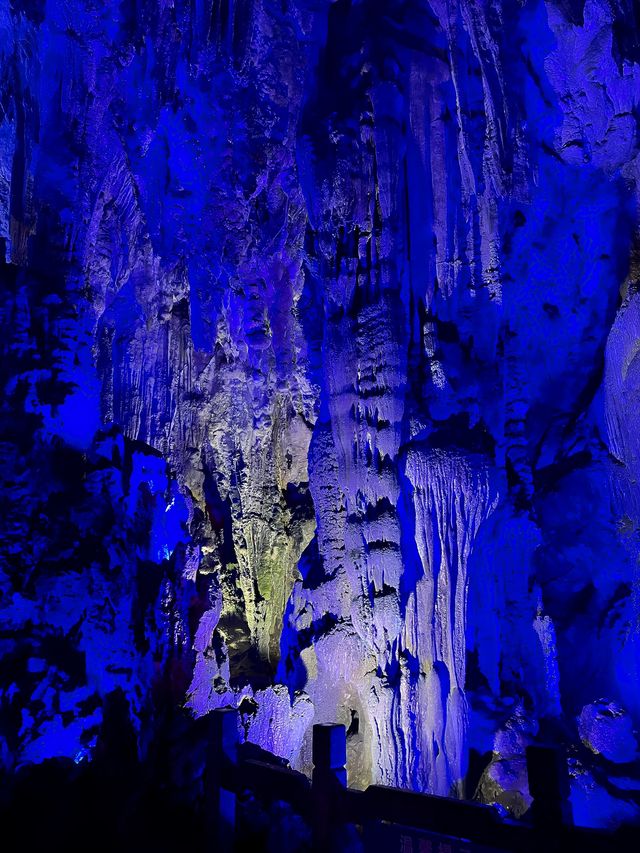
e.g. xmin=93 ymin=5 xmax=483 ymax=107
xmin=2 ymin=0 xmax=640 ymax=828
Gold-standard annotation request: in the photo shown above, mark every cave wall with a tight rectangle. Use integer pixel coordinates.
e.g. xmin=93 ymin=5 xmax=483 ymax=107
xmin=2 ymin=0 xmax=640 ymax=828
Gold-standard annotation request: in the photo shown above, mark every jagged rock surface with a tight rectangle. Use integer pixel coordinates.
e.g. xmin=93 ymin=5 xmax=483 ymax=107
xmin=2 ymin=0 xmax=640 ymax=829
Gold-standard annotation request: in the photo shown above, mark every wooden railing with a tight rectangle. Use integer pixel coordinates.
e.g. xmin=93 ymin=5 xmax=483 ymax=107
xmin=205 ymin=708 xmax=637 ymax=852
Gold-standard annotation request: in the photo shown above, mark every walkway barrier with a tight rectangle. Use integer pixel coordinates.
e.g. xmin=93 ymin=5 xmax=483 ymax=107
xmin=205 ymin=708 xmax=637 ymax=852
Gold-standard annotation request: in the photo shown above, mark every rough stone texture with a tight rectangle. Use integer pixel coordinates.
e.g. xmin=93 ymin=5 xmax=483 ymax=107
xmin=578 ymin=700 xmax=639 ymax=764
xmin=476 ymin=705 xmax=537 ymax=818
xmin=2 ymin=0 xmax=640 ymax=829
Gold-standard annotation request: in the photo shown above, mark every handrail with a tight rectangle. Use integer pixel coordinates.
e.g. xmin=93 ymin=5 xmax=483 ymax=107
xmin=205 ymin=708 xmax=636 ymax=852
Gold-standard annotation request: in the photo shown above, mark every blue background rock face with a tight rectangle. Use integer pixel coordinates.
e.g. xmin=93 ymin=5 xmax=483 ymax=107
xmin=2 ymin=0 xmax=640 ymax=829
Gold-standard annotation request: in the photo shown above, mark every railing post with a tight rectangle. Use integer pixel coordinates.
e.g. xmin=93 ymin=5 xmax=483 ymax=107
xmin=312 ymin=723 xmax=347 ymax=851
xmin=526 ymin=744 xmax=573 ymax=832
xmin=206 ymin=707 xmax=239 ymax=853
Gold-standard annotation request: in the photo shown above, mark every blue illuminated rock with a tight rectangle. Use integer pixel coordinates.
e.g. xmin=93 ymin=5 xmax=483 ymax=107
xmin=1 ymin=0 xmax=640 ymax=830
xmin=578 ymin=701 xmax=639 ymax=765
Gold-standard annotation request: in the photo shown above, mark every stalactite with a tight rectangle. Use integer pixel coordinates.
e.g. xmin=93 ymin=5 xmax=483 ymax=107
xmin=2 ymin=0 xmax=640 ymax=828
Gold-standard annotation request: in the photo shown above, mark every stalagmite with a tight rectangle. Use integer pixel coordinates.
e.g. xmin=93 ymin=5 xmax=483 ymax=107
xmin=2 ymin=0 xmax=640 ymax=829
